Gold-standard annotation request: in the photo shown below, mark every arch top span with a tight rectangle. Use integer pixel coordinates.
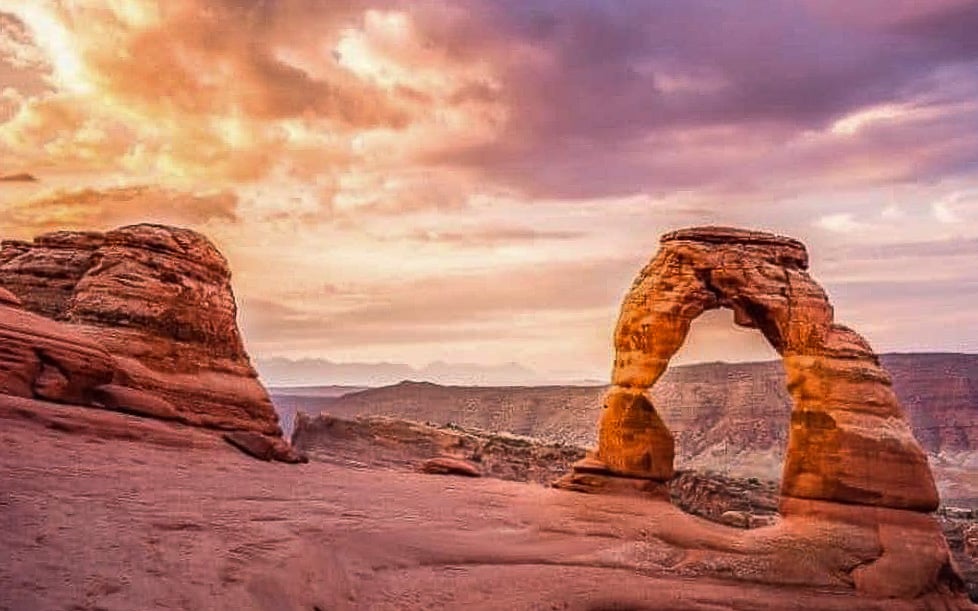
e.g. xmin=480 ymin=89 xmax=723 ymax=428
xmin=559 ymin=226 xmax=939 ymax=513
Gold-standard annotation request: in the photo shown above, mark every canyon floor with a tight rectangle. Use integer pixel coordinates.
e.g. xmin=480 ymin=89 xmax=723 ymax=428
xmin=2 ymin=396 xmax=973 ymax=611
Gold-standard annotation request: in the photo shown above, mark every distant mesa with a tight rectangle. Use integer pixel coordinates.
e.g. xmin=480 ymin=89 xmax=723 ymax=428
xmin=0 ymin=223 xmax=301 ymax=462
xmin=0 ymin=172 xmax=38 ymax=182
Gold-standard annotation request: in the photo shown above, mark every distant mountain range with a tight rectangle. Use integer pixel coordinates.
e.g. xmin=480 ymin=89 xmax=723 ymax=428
xmin=269 ymin=352 xmax=978 ymax=505
xmin=255 ymin=357 xmax=593 ymax=387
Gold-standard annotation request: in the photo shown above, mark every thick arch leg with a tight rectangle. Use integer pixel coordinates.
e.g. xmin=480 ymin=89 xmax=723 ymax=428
xmin=781 ymin=352 xmax=938 ymax=511
xmin=596 ymin=386 xmax=674 ymax=479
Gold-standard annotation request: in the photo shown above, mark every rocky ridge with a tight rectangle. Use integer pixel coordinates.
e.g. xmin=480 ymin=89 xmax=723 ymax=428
xmin=274 ymin=354 xmax=977 ymax=494
xmin=292 ymin=411 xmax=780 ymax=520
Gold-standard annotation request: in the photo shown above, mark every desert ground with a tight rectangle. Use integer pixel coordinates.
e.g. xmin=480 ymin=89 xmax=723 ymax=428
xmin=2 ymin=395 xmax=971 ymax=611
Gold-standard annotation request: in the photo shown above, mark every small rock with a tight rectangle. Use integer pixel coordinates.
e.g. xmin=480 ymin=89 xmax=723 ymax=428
xmin=32 ymin=363 xmax=71 ymax=402
xmin=944 ymin=507 xmax=974 ymax=520
xmin=965 ymin=524 xmax=978 ymax=558
xmin=224 ymin=431 xmax=308 ymax=463
xmin=420 ymin=456 xmax=481 ymax=477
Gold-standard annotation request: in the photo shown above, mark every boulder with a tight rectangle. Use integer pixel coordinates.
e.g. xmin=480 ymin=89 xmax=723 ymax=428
xmin=718 ymin=510 xmax=751 ymax=529
xmin=90 ymin=384 xmax=184 ymax=422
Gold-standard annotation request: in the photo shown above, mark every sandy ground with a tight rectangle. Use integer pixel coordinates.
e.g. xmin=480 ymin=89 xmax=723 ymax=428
xmin=0 ymin=397 xmax=973 ymax=611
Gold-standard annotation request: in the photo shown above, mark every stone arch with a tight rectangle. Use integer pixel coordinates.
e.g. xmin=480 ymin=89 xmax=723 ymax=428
xmin=560 ymin=227 xmax=938 ymax=512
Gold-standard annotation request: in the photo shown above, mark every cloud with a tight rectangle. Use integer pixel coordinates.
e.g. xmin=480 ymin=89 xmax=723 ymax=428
xmin=0 ymin=11 xmax=49 ymax=74
xmin=237 ymin=255 xmax=641 ymax=356
xmin=0 ymin=172 xmax=37 ymax=182
xmin=413 ymin=0 xmax=978 ymax=198
xmin=845 ymin=236 xmax=978 ymax=259
xmin=815 ymin=213 xmax=868 ymax=233
xmin=931 ymin=190 xmax=978 ymax=224
xmin=0 ymin=1 xmax=506 ymax=193
xmin=6 ymin=0 xmax=978 ymax=204
xmin=0 ymin=186 xmax=239 ymax=236
xmin=395 ymin=226 xmax=585 ymax=247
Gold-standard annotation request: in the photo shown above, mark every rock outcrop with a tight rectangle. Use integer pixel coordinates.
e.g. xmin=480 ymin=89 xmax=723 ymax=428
xmin=0 ymin=305 xmax=115 ymax=404
xmin=0 ymin=223 xmax=290 ymax=458
xmin=555 ymin=226 xmax=966 ymax=603
xmin=420 ymin=456 xmax=482 ymax=477
xmin=293 ymin=412 xmax=586 ymax=485
xmin=559 ymin=226 xmax=938 ymax=511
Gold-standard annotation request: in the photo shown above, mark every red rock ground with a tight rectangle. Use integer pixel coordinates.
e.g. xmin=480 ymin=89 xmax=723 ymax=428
xmin=1 ymin=396 xmax=972 ymax=611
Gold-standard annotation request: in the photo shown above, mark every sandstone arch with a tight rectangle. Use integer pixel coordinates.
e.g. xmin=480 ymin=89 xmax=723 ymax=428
xmin=560 ymin=226 xmax=938 ymax=512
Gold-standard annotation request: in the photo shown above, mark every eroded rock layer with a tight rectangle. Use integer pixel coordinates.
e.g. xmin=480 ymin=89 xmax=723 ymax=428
xmin=0 ymin=224 xmax=284 ymax=443
xmin=567 ymin=226 xmax=938 ymax=513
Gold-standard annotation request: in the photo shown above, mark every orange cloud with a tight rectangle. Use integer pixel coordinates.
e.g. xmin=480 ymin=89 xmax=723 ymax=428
xmin=1 ymin=2 xmax=505 ymax=191
xmin=0 ymin=185 xmax=238 ymax=237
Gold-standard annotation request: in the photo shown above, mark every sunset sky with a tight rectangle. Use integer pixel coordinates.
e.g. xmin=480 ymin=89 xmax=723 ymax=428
xmin=1 ymin=1 xmax=977 ymax=382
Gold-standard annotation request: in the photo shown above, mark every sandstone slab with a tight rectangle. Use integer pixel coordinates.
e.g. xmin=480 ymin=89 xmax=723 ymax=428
xmin=223 ymin=431 xmax=308 ymax=464
xmin=420 ymin=456 xmax=482 ymax=477
xmin=3 ymin=405 xmax=973 ymax=610
xmin=0 ymin=304 xmax=115 ymax=404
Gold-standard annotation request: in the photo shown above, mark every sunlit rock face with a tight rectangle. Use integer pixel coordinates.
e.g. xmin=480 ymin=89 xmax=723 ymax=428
xmin=570 ymin=226 xmax=938 ymax=512
xmin=554 ymin=226 xmax=966 ymax=602
xmin=0 ymin=224 xmax=281 ymax=438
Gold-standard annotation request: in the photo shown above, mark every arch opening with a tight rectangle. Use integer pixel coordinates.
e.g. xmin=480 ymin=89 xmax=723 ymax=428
xmin=650 ymin=308 xmax=784 ymax=481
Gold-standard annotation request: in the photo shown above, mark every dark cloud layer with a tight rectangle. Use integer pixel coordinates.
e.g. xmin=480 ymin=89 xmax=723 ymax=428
xmin=418 ymin=0 xmax=978 ymax=197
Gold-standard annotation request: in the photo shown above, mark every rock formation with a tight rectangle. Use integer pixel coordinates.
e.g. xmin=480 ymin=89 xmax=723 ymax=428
xmin=558 ymin=226 xmax=938 ymax=510
xmin=420 ymin=456 xmax=482 ymax=477
xmin=555 ymin=226 xmax=966 ymax=602
xmin=293 ymin=412 xmax=584 ymax=485
xmin=0 ymin=303 xmax=116 ymax=404
xmin=0 ymin=223 xmax=297 ymax=460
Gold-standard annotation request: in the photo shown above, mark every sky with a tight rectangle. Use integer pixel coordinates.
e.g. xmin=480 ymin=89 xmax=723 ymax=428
xmin=0 ymin=0 xmax=977 ymax=383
